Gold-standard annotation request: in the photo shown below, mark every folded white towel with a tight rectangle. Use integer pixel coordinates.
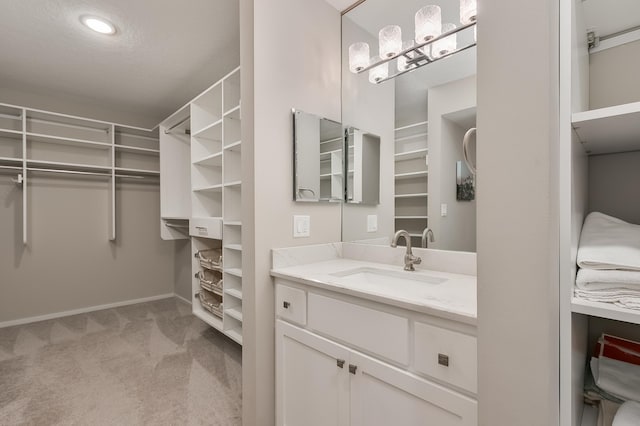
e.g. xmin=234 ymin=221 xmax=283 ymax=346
xmin=577 ymin=212 xmax=640 ymax=271
xmin=613 ymin=401 xmax=640 ymax=426
xmin=577 ymin=269 xmax=640 ymax=290
xmin=591 ymin=356 xmax=640 ymax=403
xmin=575 ymin=289 xmax=640 ymax=310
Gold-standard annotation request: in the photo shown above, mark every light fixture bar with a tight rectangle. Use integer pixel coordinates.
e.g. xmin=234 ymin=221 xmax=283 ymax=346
xmin=375 ymin=41 xmax=477 ymax=84
xmin=355 ymin=21 xmax=476 ymax=75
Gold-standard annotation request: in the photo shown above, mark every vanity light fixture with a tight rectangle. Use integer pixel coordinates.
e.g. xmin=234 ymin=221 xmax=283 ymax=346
xmin=81 ymin=15 xmax=117 ymax=35
xmin=348 ymin=0 xmax=477 ymax=84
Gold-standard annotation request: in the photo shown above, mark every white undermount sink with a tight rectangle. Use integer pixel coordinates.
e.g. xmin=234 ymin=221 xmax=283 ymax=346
xmin=330 ymin=267 xmax=446 ymax=297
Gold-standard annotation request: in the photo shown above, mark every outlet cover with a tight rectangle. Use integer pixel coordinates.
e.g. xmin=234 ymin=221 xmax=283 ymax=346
xmin=367 ymin=215 xmax=378 ymax=232
xmin=293 ymin=215 xmax=311 ymax=238
xmin=441 ymin=203 xmax=448 ymax=217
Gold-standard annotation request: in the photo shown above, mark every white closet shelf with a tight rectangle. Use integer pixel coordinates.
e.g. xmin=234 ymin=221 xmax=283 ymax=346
xmin=572 ymin=101 xmax=640 ymax=155
xmin=193 ymin=304 xmax=223 ymax=331
xmin=571 ymin=297 xmax=640 ymax=326
xmin=114 ymin=145 xmax=160 ymax=155
xmin=224 ymin=244 xmax=242 ymax=251
xmin=224 ymin=221 xmax=242 ymax=227
xmin=192 ymin=119 xmax=223 ymax=139
xmin=224 ymin=181 xmax=242 ymax=188
xmin=114 ymin=132 xmax=159 ymax=143
xmin=395 ymin=193 xmax=428 ymax=198
xmin=224 ymin=105 xmax=240 ymax=120
xmin=224 ymin=141 xmax=242 ymax=151
xmin=162 ymin=216 xmax=190 ymax=221
xmin=394 ymin=171 xmax=428 ymax=180
xmin=225 ymin=307 xmax=243 ymax=322
xmin=395 ymin=216 xmax=428 ymax=219
xmin=395 ymin=132 xmax=428 ymax=143
xmin=320 ymin=149 xmax=341 ymax=157
xmin=225 ymin=268 xmax=243 ymax=278
xmin=225 ymin=288 xmax=243 ymax=300
xmin=320 ymin=136 xmax=343 ymax=145
xmin=394 ymin=121 xmax=428 ymax=132
xmin=27 ymin=159 xmax=111 ymax=173
xmin=193 ymin=184 xmax=223 ymax=192
xmin=395 ymin=148 xmax=429 ymax=161
xmin=27 ymin=132 xmax=112 ymax=150
xmin=193 ymin=152 xmax=223 ymax=167
xmin=224 ymin=105 xmax=241 ymax=118
xmin=226 ymin=328 xmax=243 ymax=345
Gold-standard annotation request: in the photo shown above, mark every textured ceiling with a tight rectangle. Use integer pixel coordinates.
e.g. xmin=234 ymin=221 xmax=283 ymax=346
xmin=0 ymin=0 xmax=239 ymax=128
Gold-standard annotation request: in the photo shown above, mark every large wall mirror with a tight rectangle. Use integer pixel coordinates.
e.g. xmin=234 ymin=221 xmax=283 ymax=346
xmin=341 ymin=0 xmax=477 ymax=252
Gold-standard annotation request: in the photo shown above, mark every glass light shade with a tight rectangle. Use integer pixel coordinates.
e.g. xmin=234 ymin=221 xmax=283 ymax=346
xmin=397 ymin=55 xmax=416 ymax=72
xmin=369 ymin=63 xmax=388 ymax=84
xmin=379 ymin=25 xmax=402 ymax=58
xmin=432 ymin=23 xmax=457 ymax=58
xmin=349 ymin=42 xmax=370 ymax=73
xmin=460 ymin=0 xmax=477 ymax=25
xmin=415 ymin=5 xmax=441 ymax=43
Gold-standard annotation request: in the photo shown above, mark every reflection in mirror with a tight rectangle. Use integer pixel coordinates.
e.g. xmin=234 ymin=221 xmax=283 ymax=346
xmin=346 ymin=127 xmax=381 ymax=205
xmin=341 ymin=0 xmax=477 ymax=252
xmin=292 ymin=109 xmax=343 ymax=202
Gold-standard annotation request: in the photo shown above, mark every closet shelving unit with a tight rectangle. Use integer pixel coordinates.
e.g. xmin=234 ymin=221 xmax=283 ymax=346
xmin=0 ymin=103 xmax=159 ymax=244
xmin=319 ymin=128 xmax=344 ymax=202
xmin=159 ymin=66 xmax=243 ymax=345
xmin=560 ymin=2 xmax=640 ymax=425
xmin=394 ymin=121 xmax=428 ymax=244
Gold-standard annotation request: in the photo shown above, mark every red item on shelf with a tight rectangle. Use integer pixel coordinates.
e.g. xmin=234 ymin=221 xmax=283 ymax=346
xmin=594 ymin=333 xmax=640 ymax=366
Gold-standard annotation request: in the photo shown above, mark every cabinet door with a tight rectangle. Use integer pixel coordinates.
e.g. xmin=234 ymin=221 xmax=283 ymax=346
xmin=276 ymin=320 xmax=350 ymax=426
xmin=350 ymin=351 xmax=477 ymax=426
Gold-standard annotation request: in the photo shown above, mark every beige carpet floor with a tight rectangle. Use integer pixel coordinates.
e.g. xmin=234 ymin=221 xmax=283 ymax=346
xmin=0 ymin=298 xmax=242 ymax=425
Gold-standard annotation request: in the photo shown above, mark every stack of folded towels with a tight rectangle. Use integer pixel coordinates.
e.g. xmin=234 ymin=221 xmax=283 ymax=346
xmin=576 ymin=212 xmax=640 ymax=309
xmin=586 ymin=334 xmax=640 ymax=426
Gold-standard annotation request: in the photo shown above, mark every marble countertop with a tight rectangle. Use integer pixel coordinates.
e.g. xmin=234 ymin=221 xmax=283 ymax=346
xmin=271 ymin=257 xmax=477 ymax=326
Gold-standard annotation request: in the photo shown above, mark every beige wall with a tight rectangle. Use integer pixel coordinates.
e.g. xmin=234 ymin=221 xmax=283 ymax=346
xmin=0 ymin=176 xmax=178 ymax=324
xmin=590 ymin=40 xmax=640 ymax=110
xmin=240 ymin=0 xmax=342 ymax=424
xmin=477 ymin=0 xmax=560 ymax=425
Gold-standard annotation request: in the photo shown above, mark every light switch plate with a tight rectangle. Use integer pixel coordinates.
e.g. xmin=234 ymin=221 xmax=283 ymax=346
xmin=293 ymin=215 xmax=311 ymax=238
xmin=441 ymin=203 xmax=448 ymax=217
xmin=367 ymin=215 xmax=378 ymax=232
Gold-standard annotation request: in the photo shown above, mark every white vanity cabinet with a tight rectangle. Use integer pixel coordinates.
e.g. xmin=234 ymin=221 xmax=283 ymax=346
xmin=275 ymin=279 xmax=478 ymax=426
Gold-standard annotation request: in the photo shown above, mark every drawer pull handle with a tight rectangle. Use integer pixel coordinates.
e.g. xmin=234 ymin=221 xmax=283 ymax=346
xmin=438 ymin=353 xmax=450 ymax=367
xmin=283 ymin=301 xmax=291 ymax=309
xmin=349 ymin=364 xmax=357 ymax=375
xmin=337 ymin=359 xmax=345 ymax=369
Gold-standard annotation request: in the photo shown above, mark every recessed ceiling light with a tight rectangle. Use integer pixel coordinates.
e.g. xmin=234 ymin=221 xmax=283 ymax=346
xmin=81 ymin=16 xmax=116 ymax=35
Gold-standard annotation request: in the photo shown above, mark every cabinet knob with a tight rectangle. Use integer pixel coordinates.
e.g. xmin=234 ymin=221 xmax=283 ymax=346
xmin=438 ymin=353 xmax=450 ymax=367
xmin=349 ymin=364 xmax=357 ymax=375
xmin=283 ymin=301 xmax=291 ymax=309
xmin=337 ymin=359 xmax=345 ymax=369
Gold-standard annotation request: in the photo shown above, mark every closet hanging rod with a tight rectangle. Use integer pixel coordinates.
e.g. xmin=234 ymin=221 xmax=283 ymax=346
xmin=164 ymin=116 xmax=190 ymax=134
xmin=26 ymin=167 xmax=145 ymax=179
xmin=28 ymin=117 xmax=110 ymax=134
xmin=0 ymin=165 xmax=22 ymax=171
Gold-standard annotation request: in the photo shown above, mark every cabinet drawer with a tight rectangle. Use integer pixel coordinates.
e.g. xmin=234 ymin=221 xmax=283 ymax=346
xmin=308 ymin=293 xmax=409 ymax=365
xmin=190 ymin=217 xmax=223 ymax=239
xmin=276 ymin=284 xmax=307 ymax=326
xmin=414 ymin=322 xmax=477 ymax=393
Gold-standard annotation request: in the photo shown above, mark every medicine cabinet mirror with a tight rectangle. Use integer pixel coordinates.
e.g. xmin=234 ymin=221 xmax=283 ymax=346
xmin=341 ymin=0 xmax=478 ymax=252
xmin=293 ymin=109 xmax=344 ymax=202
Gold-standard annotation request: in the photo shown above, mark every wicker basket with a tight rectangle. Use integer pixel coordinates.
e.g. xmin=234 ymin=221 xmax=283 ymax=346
xmin=198 ymin=289 xmax=223 ymax=318
xmin=196 ymin=249 xmax=222 ymax=270
xmin=197 ymin=269 xmax=223 ymax=295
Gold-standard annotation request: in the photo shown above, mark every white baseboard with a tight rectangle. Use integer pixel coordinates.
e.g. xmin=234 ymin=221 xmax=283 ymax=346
xmin=174 ymin=293 xmax=192 ymax=305
xmin=0 ymin=293 xmax=175 ymax=329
